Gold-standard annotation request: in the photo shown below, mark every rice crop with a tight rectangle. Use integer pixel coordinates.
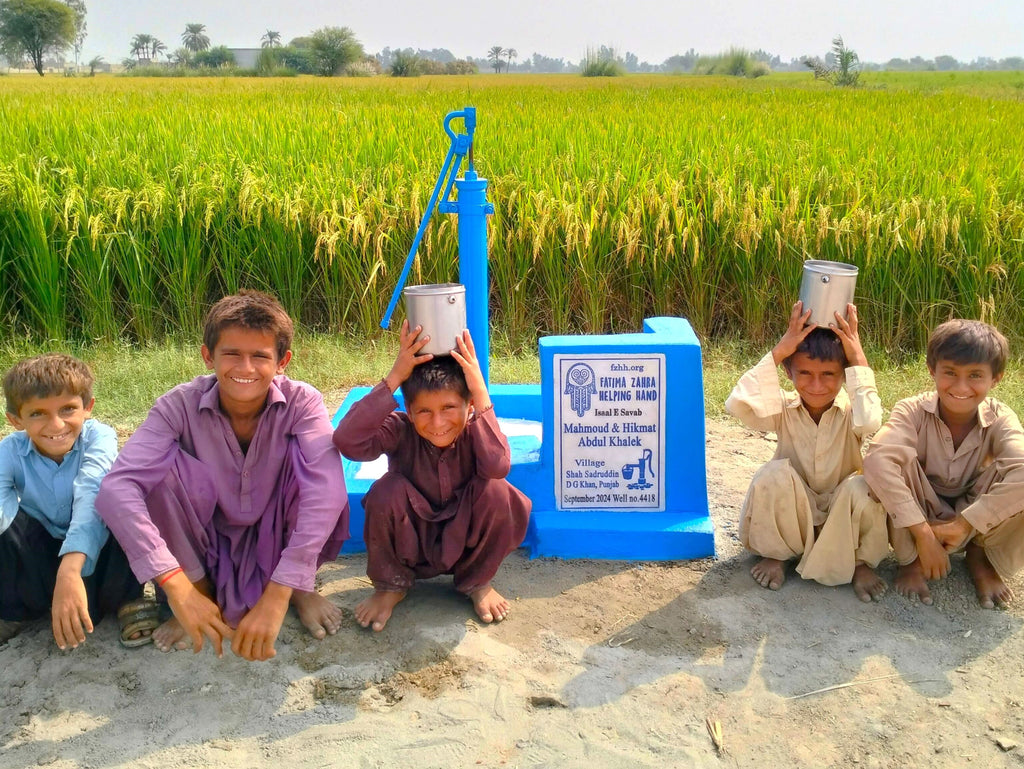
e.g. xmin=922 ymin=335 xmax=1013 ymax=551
xmin=1 ymin=72 xmax=1023 ymax=352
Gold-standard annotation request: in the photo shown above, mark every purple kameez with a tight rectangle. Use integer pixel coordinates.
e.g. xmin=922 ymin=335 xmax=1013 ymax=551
xmin=332 ymin=381 xmax=530 ymax=593
xmin=96 ymin=374 xmax=349 ymax=626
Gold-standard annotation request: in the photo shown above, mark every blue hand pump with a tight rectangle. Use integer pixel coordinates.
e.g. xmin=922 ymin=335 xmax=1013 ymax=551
xmin=379 ymin=107 xmax=495 ymax=384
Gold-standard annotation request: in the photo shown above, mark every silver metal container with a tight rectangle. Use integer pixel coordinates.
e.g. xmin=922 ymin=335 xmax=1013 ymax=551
xmin=798 ymin=260 xmax=858 ymax=327
xmin=403 ymin=283 xmax=466 ymax=356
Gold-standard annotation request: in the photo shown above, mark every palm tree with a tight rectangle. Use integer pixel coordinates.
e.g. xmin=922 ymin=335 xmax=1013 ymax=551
xmin=181 ymin=23 xmax=210 ymax=54
xmin=149 ymin=38 xmax=167 ymax=61
xmin=130 ymin=33 xmax=154 ymax=63
xmin=505 ymin=47 xmax=517 ymax=73
xmin=87 ymin=55 xmax=104 ymax=76
xmin=487 ymin=45 xmax=504 ymax=74
xmin=261 ymin=29 xmax=281 ymax=48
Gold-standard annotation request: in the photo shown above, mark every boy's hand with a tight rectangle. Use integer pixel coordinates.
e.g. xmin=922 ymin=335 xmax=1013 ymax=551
xmin=771 ymin=301 xmax=815 ymax=366
xmin=909 ymin=522 xmax=951 ymax=580
xmin=384 ymin=319 xmax=433 ymax=393
xmin=450 ymin=329 xmax=492 ymax=412
xmin=931 ymin=515 xmax=975 ymax=553
xmin=162 ymin=571 xmax=233 ymax=657
xmin=830 ymin=303 xmax=868 ymax=367
xmin=51 ymin=553 xmax=92 ymax=650
xmin=232 ymin=582 xmax=291 ymax=662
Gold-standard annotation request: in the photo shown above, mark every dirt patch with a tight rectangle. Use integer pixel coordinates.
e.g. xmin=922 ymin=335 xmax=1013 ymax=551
xmin=3 ymin=417 xmax=1024 ymax=769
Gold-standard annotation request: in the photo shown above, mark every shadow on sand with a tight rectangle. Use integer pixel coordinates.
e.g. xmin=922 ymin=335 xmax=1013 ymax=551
xmin=562 ymin=550 xmax=1024 ymax=707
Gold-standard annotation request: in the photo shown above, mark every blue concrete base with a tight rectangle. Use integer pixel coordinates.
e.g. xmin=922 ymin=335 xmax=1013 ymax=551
xmin=523 ymin=511 xmax=715 ymax=561
xmin=332 ymin=319 xmax=715 ymax=562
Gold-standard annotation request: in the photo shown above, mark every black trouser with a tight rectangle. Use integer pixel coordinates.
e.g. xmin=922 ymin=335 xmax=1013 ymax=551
xmin=0 ymin=509 xmax=142 ymax=623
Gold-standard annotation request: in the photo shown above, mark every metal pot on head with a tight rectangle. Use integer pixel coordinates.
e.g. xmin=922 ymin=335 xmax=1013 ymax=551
xmin=798 ymin=260 xmax=858 ymax=327
xmin=403 ymin=283 xmax=466 ymax=356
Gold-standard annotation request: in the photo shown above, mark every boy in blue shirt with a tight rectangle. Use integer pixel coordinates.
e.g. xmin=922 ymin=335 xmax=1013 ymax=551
xmin=0 ymin=354 xmax=148 ymax=649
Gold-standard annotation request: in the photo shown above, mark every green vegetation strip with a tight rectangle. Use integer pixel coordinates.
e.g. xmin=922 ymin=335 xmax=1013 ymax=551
xmin=1 ymin=73 xmax=1023 ymax=352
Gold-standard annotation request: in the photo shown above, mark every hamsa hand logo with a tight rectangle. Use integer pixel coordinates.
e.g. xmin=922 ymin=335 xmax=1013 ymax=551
xmin=564 ymin=363 xmax=597 ymax=417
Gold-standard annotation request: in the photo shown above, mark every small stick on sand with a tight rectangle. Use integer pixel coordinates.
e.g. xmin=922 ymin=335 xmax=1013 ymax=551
xmin=786 ymin=674 xmax=942 ymax=700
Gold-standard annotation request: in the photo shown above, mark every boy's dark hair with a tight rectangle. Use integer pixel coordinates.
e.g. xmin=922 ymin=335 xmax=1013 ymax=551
xmin=400 ymin=356 xmax=471 ymax=406
xmin=203 ymin=290 xmax=294 ymax=361
xmin=926 ymin=319 xmax=1008 ymax=377
xmin=783 ymin=327 xmax=848 ymax=373
xmin=3 ymin=354 xmax=95 ymax=416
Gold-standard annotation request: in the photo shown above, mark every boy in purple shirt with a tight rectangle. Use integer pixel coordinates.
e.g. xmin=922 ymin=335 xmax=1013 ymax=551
xmin=96 ymin=291 xmax=349 ymax=661
xmin=1 ymin=354 xmax=144 ymax=649
xmin=333 ymin=323 xmax=530 ymax=631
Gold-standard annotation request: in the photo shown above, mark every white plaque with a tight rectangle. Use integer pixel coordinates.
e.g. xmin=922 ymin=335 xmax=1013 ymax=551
xmin=554 ymin=353 xmax=666 ymax=510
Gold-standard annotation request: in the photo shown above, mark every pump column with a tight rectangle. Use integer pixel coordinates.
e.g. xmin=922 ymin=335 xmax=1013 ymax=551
xmin=443 ymin=169 xmax=494 ymax=385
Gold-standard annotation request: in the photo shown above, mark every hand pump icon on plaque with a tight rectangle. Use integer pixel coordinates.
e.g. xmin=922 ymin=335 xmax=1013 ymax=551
xmin=621 ymin=449 xmax=655 ymax=490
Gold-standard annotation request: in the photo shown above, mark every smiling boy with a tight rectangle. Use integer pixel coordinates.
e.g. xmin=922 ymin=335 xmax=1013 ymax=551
xmin=864 ymin=319 xmax=1024 ymax=608
xmin=333 ymin=323 xmax=530 ymax=631
xmin=726 ymin=301 xmax=888 ymax=600
xmin=95 ymin=291 xmax=350 ymax=660
xmin=1 ymin=355 xmax=144 ymax=649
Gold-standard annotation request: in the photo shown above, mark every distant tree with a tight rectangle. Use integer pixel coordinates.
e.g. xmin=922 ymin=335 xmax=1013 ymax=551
xmin=505 ymin=46 xmax=516 ymax=72
xmin=149 ymin=36 xmax=165 ymax=61
xmin=260 ymin=29 xmax=280 ymax=48
xmin=193 ymin=44 xmax=232 ymax=68
xmin=805 ymin=36 xmax=859 ymax=86
xmin=580 ymin=46 xmax=624 ymax=77
xmin=934 ymin=55 xmax=959 ymax=71
xmin=1001 ymin=56 xmax=1024 ymax=70
xmin=486 ymin=45 xmax=503 ymax=73
xmin=530 ymin=52 xmax=568 ymax=73
xmin=169 ymin=46 xmax=191 ymax=67
xmin=664 ymin=48 xmax=698 ymax=73
xmin=0 ymin=0 xmax=74 ymax=75
xmin=280 ymin=42 xmax=314 ymax=74
xmin=390 ymin=48 xmax=420 ymax=77
xmin=444 ymin=58 xmax=476 ymax=75
xmin=85 ymin=52 xmax=101 ymax=74
xmin=181 ymin=22 xmax=209 ymax=53
xmin=830 ymin=37 xmax=859 ymax=84
xmin=309 ymin=25 xmax=362 ymax=75
xmin=130 ymin=32 xmax=152 ymax=62
xmin=62 ymin=0 xmax=83 ymax=66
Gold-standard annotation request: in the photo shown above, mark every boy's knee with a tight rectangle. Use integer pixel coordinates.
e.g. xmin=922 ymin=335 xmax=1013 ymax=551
xmin=363 ymin=472 xmax=417 ymax=516
xmin=751 ymin=458 xmax=798 ymax=482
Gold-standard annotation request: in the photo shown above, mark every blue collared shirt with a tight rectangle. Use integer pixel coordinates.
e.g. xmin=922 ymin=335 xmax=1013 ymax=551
xmin=0 ymin=419 xmax=118 ymax=576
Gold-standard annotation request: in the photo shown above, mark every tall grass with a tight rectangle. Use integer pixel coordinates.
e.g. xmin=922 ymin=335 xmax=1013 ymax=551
xmin=0 ymin=73 xmax=1023 ymax=353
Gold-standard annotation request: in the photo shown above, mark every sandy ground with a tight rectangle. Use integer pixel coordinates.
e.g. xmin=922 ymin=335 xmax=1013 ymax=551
xmin=3 ymin=417 xmax=1024 ymax=769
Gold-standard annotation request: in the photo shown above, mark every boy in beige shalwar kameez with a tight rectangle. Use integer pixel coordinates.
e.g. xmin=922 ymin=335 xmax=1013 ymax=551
xmin=863 ymin=319 xmax=1024 ymax=609
xmin=726 ymin=301 xmax=888 ymax=602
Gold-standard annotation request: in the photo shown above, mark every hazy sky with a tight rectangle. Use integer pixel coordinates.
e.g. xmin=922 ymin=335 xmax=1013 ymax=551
xmin=84 ymin=0 xmax=1023 ymax=65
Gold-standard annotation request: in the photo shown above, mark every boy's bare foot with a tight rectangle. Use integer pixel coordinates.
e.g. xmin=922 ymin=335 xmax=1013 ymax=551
xmin=468 ymin=585 xmax=510 ymax=623
xmin=966 ymin=543 xmax=1013 ymax=609
xmin=152 ymin=616 xmax=192 ymax=652
xmin=354 ymin=589 xmax=406 ymax=632
xmin=895 ymin=559 xmax=933 ymax=605
xmin=750 ymin=557 xmax=786 ymax=590
xmin=852 ymin=563 xmax=887 ymax=603
xmin=292 ymin=590 xmax=343 ymax=639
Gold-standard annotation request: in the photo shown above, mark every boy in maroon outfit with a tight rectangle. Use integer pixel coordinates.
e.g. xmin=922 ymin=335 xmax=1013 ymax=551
xmin=333 ymin=323 xmax=530 ymax=631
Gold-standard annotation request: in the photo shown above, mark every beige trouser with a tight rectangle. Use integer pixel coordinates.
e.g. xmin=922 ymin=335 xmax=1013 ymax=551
xmin=887 ymin=461 xmax=1024 ymax=580
xmin=739 ymin=459 xmax=889 ymax=586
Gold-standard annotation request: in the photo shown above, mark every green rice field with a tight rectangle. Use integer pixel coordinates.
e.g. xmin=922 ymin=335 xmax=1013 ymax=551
xmin=1 ymin=72 xmax=1023 ymax=352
